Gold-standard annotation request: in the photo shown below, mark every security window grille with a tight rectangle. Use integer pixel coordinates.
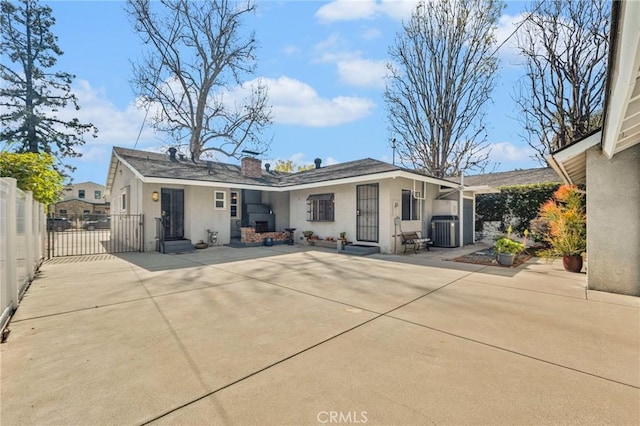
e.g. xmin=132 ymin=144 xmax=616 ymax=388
xmin=307 ymin=193 xmax=334 ymax=222
xmin=94 ymin=190 xmax=101 ymax=199
xmin=402 ymin=190 xmax=420 ymax=220
xmin=78 ymin=190 xmax=85 ymax=199
xmin=215 ymin=191 xmax=226 ymax=209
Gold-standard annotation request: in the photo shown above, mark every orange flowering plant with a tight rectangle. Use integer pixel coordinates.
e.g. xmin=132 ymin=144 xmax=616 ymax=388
xmin=537 ymin=185 xmax=586 ymax=257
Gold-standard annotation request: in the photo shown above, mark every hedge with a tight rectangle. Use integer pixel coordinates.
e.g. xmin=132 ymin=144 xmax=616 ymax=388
xmin=476 ymin=183 xmax=561 ymax=235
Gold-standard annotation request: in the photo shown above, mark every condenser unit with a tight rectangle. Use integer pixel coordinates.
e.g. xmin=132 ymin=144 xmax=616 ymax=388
xmin=431 ymin=215 xmax=460 ymax=248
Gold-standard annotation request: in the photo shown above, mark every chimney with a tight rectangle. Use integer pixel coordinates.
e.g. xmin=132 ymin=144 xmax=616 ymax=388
xmin=241 ymin=157 xmax=262 ymax=178
xmin=168 ymin=147 xmax=178 ymax=162
xmin=314 ymin=158 xmax=322 ymax=169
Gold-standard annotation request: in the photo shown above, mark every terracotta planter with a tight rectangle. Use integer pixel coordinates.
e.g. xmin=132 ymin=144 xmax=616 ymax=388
xmin=562 ymin=255 xmax=583 ymax=273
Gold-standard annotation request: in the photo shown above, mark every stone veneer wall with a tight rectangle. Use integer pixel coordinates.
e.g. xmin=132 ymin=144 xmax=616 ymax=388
xmin=241 ymin=227 xmax=287 ymax=243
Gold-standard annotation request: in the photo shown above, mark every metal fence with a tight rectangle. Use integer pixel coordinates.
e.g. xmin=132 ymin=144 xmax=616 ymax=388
xmin=1 ymin=178 xmax=46 ymax=331
xmin=47 ymin=213 xmax=144 ymax=258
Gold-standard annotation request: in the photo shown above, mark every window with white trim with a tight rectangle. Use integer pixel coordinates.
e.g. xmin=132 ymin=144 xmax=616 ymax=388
xmin=401 ymin=189 xmax=420 ymax=220
xmin=214 ymin=191 xmax=226 ymax=209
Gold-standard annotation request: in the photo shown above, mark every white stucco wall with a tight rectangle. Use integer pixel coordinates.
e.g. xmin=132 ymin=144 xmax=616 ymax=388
xmin=185 ymin=186 xmax=231 ymax=247
xmin=289 ymin=178 xmax=442 ymax=254
xmin=289 ymin=183 xmax=357 ymax=245
xmin=110 ymin=163 xmax=234 ymax=251
xmin=586 ymin=144 xmax=640 ymax=296
xmin=262 ymin=191 xmax=290 ymax=231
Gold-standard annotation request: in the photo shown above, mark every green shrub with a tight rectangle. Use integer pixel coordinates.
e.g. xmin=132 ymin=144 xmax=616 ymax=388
xmin=494 ymin=237 xmax=525 ymax=255
xmin=476 ymin=183 xmax=561 ymax=235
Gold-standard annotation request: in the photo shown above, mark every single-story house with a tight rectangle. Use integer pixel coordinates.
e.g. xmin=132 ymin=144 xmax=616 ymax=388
xmin=548 ymin=0 xmax=639 ymax=296
xmin=105 ymin=147 xmax=486 ymax=254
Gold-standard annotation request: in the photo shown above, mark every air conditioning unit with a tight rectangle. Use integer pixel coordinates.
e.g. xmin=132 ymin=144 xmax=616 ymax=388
xmin=431 ymin=215 xmax=460 ymax=247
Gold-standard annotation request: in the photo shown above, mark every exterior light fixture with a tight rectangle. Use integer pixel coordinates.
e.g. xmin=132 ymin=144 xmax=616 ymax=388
xmin=151 ymin=191 xmax=159 ymax=202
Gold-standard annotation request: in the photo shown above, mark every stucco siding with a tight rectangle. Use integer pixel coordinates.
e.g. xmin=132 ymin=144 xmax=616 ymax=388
xmin=185 ymin=186 xmax=231 ymax=246
xmin=262 ymin=191 xmax=290 ymax=232
xmin=586 ymin=144 xmax=640 ymax=296
xmin=289 ymin=178 xmax=443 ymax=254
xmin=289 ymin=183 xmax=357 ymax=246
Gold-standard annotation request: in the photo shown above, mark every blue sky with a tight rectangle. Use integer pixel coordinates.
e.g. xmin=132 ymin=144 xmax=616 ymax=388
xmin=42 ymin=0 xmax=538 ymax=184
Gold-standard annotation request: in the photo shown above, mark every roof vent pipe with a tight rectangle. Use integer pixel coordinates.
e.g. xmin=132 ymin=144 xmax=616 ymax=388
xmin=168 ymin=147 xmax=178 ymax=162
xmin=314 ymin=158 xmax=322 ymax=169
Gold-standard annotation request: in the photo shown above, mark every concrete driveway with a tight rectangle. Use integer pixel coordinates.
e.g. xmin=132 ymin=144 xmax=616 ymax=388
xmin=1 ymin=245 xmax=638 ymax=425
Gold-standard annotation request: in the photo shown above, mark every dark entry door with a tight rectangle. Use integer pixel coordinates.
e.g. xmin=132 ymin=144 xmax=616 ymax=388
xmin=463 ymin=198 xmax=474 ymax=245
xmin=161 ymin=188 xmax=184 ymax=239
xmin=356 ymin=184 xmax=379 ymax=242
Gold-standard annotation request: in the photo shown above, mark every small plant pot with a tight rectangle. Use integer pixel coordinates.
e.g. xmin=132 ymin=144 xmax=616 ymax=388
xmin=497 ymin=252 xmax=515 ymax=266
xmin=562 ymin=255 xmax=583 ymax=273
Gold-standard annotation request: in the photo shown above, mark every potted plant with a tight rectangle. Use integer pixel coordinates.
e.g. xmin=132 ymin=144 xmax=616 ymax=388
xmin=494 ymin=237 xmax=525 ymax=266
xmin=338 ymin=232 xmax=348 ymax=250
xmin=302 ymin=230 xmax=314 ymax=239
xmin=536 ymin=185 xmax=586 ymax=273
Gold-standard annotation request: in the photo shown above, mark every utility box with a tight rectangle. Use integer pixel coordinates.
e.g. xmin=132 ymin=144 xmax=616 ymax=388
xmin=431 ymin=215 xmax=460 ymax=247
xmin=432 ymin=200 xmax=459 ymax=216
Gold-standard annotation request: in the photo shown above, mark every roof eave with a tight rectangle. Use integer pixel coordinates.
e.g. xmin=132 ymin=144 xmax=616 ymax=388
xmin=602 ymin=0 xmax=640 ymax=159
xmin=548 ymin=130 xmax=602 ymax=185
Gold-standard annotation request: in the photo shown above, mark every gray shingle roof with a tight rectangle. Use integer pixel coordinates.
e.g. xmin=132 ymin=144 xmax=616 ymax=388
xmin=458 ymin=167 xmax=561 ymax=188
xmin=112 ymin=147 xmax=408 ymax=188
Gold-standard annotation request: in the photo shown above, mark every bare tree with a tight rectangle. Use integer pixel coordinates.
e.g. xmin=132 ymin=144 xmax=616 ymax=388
xmin=515 ymin=0 xmax=610 ymax=164
xmin=1 ymin=0 xmax=97 ymax=171
xmin=385 ymin=0 xmax=503 ymax=178
xmin=127 ymin=0 xmax=272 ymax=161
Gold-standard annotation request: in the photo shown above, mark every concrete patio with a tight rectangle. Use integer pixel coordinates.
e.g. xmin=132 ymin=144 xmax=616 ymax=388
xmin=1 ymin=245 xmax=638 ymax=425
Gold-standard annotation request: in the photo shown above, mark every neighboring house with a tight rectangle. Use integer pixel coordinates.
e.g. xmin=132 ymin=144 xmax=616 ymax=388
xmin=460 ymin=167 xmax=562 ymax=188
xmin=548 ymin=0 xmax=639 ymax=296
xmin=105 ymin=147 xmax=483 ymax=254
xmin=52 ymin=181 xmax=110 ymax=218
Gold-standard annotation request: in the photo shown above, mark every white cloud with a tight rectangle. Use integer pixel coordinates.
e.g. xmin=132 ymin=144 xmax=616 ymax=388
xmin=313 ymin=35 xmax=387 ymax=89
xmin=336 ymin=58 xmax=387 ymax=88
xmin=315 ymin=0 xmax=417 ymax=23
xmin=246 ymin=76 xmax=376 ymax=127
xmin=315 ymin=0 xmax=378 ymax=23
xmin=313 ymin=34 xmax=350 ymax=63
xmin=378 ymin=0 xmax=419 ymax=21
xmin=360 ymin=27 xmax=383 ymax=40
xmin=324 ymin=156 xmax=339 ymax=166
xmin=488 ymin=141 xmax=535 ymax=162
xmin=32 ymin=79 xmax=163 ymax=162
xmin=494 ymin=13 xmax=527 ymax=62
